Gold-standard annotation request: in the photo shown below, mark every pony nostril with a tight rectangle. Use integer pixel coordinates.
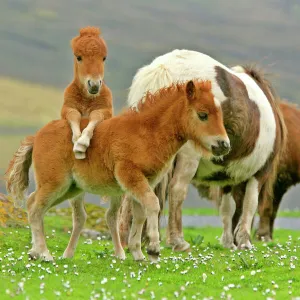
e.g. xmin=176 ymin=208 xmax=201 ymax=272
xmin=218 ymin=140 xmax=230 ymax=149
xmin=88 ymin=80 xmax=92 ymax=87
xmin=222 ymin=141 xmax=229 ymax=149
xmin=99 ymin=80 xmax=102 ymax=86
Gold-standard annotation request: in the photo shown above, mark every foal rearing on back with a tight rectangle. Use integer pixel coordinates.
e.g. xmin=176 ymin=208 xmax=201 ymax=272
xmin=6 ymin=80 xmax=229 ymax=262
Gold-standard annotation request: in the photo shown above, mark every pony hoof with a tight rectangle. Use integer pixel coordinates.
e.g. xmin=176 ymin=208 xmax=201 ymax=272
xmin=132 ymin=252 xmax=146 ymax=261
xmin=257 ymin=235 xmax=272 ymax=243
xmin=235 ymin=230 xmax=252 ymax=250
xmin=238 ymin=241 xmax=252 ymax=250
xmin=74 ymin=151 xmax=86 ymax=159
xmin=29 ymin=249 xmax=54 ymax=262
xmin=148 ymin=253 xmax=159 ymax=263
xmin=255 ymin=231 xmax=272 ymax=242
xmin=28 ymin=249 xmax=40 ymax=260
xmin=41 ymin=253 xmax=54 ymax=262
xmin=221 ymin=233 xmax=236 ymax=249
xmin=115 ymin=250 xmax=126 ymax=260
xmin=167 ymin=237 xmax=190 ymax=252
xmin=147 ymin=248 xmax=160 ymax=263
xmin=172 ymin=241 xmax=190 ymax=252
xmin=76 ymin=135 xmax=90 ymax=148
xmin=73 ymin=142 xmax=87 ymax=153
xmin=62 ymin=250 xmax=74 ymax=259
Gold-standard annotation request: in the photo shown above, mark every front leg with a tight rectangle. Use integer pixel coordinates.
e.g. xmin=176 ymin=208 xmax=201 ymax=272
xmin=234 ymin=177 xmax=259 ymax=249
xmin=219 ymin=190 xmax=237 ymax=249
xmin=115 ymin=161 xmax=160 ymax=262
xmin=61 ymin=107 xmax=82 ymax=143
xmin=74 ymin=110 xmax=106 ymax=159
xmin=167 ymin=148 xmax=200 ymax=251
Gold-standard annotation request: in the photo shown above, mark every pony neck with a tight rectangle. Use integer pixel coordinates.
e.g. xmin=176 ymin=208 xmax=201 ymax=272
xmin=139 ymin=91 xmax=188 ymax=154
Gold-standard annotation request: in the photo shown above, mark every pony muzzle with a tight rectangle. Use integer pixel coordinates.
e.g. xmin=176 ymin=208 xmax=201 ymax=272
xmin=211 ymin=139 xmax=231 ymax=156
xmin=87 ymin=79 xmax=102 ymax=95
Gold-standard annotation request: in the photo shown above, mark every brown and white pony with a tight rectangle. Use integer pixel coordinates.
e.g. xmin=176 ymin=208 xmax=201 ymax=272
xmin=120 ymin=49 xmax=286 ymax=250
xmin=6 ymin=80 xmax=229 ymax=262
xmin=61 ymin=26 xmax=113 ymax=160
xmin=228 ymin=100 xmax=300 ymax=241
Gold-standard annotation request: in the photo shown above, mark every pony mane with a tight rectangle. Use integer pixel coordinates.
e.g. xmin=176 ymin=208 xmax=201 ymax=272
xmin=243 ymin=64 xmax=287 ymax=204
xmin=71 ymin=26 xmax=106 ymax=56
xmin=127 ymin=80 xmax=211 ymax=114
xmin=79 ymin=26 xmax=101 ymax=37
xmin=242 ymin=64 xmax=280 ymax=103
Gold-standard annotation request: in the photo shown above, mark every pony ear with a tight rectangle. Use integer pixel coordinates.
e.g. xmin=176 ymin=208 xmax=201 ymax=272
xmin=186 ymin=80 xmax=196 ymax=101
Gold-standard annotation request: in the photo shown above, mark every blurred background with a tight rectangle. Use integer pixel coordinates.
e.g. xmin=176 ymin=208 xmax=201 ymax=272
xmin=0 ymin=0 xmax=299 ymax=210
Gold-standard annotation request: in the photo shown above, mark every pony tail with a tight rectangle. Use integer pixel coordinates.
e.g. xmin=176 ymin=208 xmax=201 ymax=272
xmin=5 ymin=135 xmax=34 ymax=208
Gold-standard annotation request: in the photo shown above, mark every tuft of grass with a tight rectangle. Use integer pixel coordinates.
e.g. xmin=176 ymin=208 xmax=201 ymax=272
xmin=0 ymin=217 xmax=299 ymax=299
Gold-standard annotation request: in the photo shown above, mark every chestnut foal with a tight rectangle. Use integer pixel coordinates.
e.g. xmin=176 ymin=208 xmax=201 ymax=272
xmin=6 ymin=80 xmax=229 ymax=262
xmin=61 ymin=26 xmax=113 ymax=160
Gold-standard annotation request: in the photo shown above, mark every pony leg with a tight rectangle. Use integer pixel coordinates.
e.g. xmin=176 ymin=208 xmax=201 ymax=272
xmin=119 ymin=194 xmax=133 ymax=247
xmin=115 ymin=162 xmax=160 ymax=262
xmin=27 ymin=191 xmax=54 ymax=261
xmin=63 ymin=194 xmax=87 ymax=258
xmin=255 ymin=184 xmax=273 ymax=242
xmin=234 ymin=177 xmax=259 ymax=249
xmin=128 ymin=200 xmax=146 ymax=261
xmin=27 ymin=180 xmax=72 ymax=261
xmin=257 ymin=182 xmax=286 ymax=241
xmin=167 ymin=152 xmax=199 ymax=251
xmin=106 ymin=196 xmax=125 ymax=260
xmin=220 ymin=192 xmax=237 ymax=249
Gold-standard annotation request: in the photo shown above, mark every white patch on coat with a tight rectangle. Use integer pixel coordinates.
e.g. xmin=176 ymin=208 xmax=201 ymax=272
xmin=128 ymin=49 xmax=229 ymax=110
xmin=127 ymin=49 xmax=276 ymax=185
xmin=225 ymin=72 xmax=276 ymax=182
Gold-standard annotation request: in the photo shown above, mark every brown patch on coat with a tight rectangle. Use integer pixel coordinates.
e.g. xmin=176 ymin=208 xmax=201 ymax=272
xmin=214 ymin=66 xmax=260 ymax=163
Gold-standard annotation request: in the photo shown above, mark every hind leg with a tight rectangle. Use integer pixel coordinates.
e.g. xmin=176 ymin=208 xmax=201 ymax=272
xmin=119 ymin=194 xmax=133 ymax=247
xmin=106 ymin=196 xmax=126 ymax=260
xmin=167 ymin=150 xmax=199 ymax=251
xmin=63 ymin=194 xmax=87 ymax=258
xmin=27 ymin=182 xmax=71 ymax=261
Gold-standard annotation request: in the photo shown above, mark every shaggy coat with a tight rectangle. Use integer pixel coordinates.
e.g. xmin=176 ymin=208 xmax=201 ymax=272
xmin=230 ymin=100 xmax=300 ymax=240
xmin=119 ymin=50 xmax=286 ymax=250
xmin=6 ymin=80 xmax=229 ymax=262
xmin=61 ymin=26 xmax=113 ymax=159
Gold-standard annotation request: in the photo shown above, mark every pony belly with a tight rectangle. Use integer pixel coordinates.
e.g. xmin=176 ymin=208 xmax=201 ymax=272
xmin=72 ymin=173 xmax=123 ymax=196
xmin=193 ymin=159 xmax=250 ymax=187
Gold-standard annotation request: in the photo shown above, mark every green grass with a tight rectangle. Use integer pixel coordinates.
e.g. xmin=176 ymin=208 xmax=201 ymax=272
xmin=169 ymin=207 xmax=300 ymax=218
xmin=0 ymin=216 xmax=299 ymax=299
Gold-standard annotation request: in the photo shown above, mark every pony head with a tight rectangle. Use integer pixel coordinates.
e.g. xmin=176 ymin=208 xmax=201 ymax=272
xmin=184 ymin=80 xmax=230 ymax=157
xmin=71 ymin=27 xmax=107 ymax=97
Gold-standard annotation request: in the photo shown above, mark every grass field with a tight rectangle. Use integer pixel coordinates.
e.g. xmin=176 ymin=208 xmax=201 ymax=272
xmin=172 ymin=207 xmax=300 ymax=218
xmin=0 ymin=215 xmax=299 ymax=299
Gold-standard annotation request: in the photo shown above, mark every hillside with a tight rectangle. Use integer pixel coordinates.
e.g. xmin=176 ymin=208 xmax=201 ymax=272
xmin=0 ymin=0 xmax=300 ymax=113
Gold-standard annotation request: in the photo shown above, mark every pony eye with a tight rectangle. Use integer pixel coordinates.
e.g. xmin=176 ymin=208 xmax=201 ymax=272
xmin=76 ymin=56 xmax=82 ymax=62
xmin=103 ymin=56 xmax=107 ymax=62
xmin=198 ymin=112 xmax=208 ymax=121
